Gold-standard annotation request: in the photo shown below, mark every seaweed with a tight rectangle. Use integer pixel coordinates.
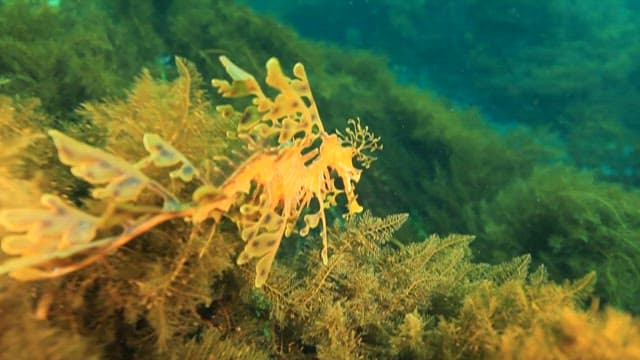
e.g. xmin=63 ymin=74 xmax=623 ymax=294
xmin=479 ymin=165 xmax=640 ymax=313
xmin=0 ymin=0 xmax=162 ymax=117
xmin=0 ymin=59 xmax=637 ymax=357
xmin=0 ymin=2 xmax=638 ymax=357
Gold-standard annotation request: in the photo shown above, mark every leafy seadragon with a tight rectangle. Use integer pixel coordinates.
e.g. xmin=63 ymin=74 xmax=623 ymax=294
xmin=199 ymin=56 xmax=381 ymax=286
xmin=0 ymin=56 xmax=381 ymax=287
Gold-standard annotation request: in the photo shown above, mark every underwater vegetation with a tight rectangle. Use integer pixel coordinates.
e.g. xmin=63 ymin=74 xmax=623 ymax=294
xmin=0 ymin=43 xmax=638 ymax=360
xmin=478 ymin=166 xmax=640 ymax=313
xmin=0 ymin=0 xmax=164 ymax=118
xmin=0 ymin=55 xmax=380 ymax=286
xmin=0 ymin=1 xmax=639 ymax=357
xmin=233 ymin=0 xmax=640 ymax=314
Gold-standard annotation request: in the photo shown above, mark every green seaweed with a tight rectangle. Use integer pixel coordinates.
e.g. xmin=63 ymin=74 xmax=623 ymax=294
xmin=0 ymin=1 xmax=639 ymax=358
xmin=0 ymin=0 xmax=162 ymax=117
xmin=0 ymin=52 xmax=638 ymax=359
xmin=478 ymin=165 xmax=640 ymax=313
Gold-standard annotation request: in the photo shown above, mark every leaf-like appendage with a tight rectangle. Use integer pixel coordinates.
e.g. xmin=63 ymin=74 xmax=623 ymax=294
xmin=0 ymin=194 xmax=99 ymax=256
xmin=142 ymin=133 xmax=199 ymax=182
xmin=49 ymin=130 xmax=150 ymax=202
xmin=211 ymin=56 xmax=264 ymax=99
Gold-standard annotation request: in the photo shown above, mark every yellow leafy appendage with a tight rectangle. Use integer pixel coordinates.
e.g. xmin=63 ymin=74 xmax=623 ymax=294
xmin=0 ymin=56 xmax=380 ymax=287
xmin=201 ymin=56 xmax=381 ymax=286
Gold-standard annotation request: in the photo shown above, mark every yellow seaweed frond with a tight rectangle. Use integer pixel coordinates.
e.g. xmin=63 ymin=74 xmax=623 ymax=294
xmin=496 ymin=306 xmax=640 ymax=359
xmin=80 ymin=57 xmax=218 ymax=167
xmin=351 ymin=210 xmax=409 ymax=245
xmin=390 ymin=310 xmax=427 ymax=356
xmin=0 ymin=97 xmax=46 ymax=209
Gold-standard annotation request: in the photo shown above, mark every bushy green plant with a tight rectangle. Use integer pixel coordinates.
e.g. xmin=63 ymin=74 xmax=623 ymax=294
xmin=0 ymin=0 xmax=164 ymax=117
xmin=1 ymin=2 xmax=639 ymax=357
xmin=0 ymin=49 xmax=637 ymax=359
xmin=479 ymin=165 xmax=640 ymax=313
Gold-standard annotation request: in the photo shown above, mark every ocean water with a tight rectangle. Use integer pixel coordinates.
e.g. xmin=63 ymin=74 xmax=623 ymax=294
xmin=242 ymin=0 xmax=640 ymax=183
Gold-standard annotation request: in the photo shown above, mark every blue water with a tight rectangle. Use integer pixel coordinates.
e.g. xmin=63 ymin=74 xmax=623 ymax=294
xmin=240 ymin=0 xmax=640 ymax=185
